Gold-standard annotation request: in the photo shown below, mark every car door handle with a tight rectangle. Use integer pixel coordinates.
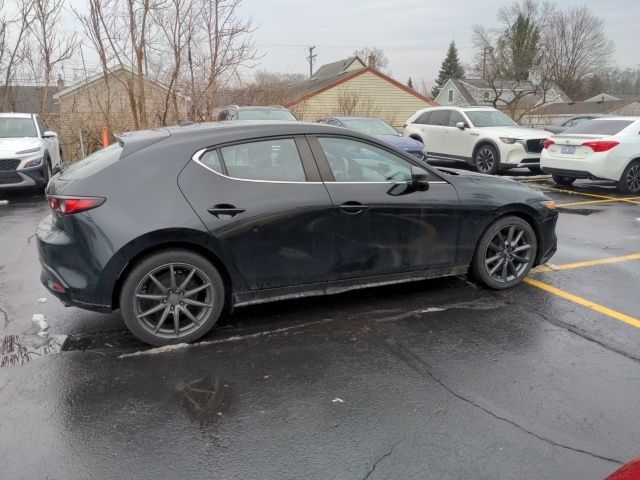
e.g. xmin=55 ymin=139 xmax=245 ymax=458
xmin=339 ymin=201 xmax=369 ymax=214
xmin=207 ymin=204 xmax=245 ymax=218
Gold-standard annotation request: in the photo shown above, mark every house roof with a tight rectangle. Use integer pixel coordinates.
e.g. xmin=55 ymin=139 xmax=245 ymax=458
xmin=286 ymin=66 xmax=436 ymax=107
xmin=585 ymin=92 xmax=640 ymax=102
xmin=310 ymin=56 xmax=365 ymax=80
xmin=531 ymin=99 xmax=640 ymax=115
xmin=0 ymin=86 xmax=60 ymax=114
xmin=449 ymin=79 xmax=477 ymax=105
xmin=54 ymin=65 xmax=177 ymax=99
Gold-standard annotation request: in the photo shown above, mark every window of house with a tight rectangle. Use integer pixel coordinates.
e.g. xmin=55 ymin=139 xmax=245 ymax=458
xmin=483 ymin=91 xmax=490 ymax=101
xmin=218 ymin=138 xmax=306 ymax=182
xmin=448 ymin=89 xmax=454 ymax=102
xmin=318 ymin=137 xmax=412 ymax=183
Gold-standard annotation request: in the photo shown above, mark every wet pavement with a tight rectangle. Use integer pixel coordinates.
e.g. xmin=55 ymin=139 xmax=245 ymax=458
xmin=1 ymin=175 xmax=639 ymax=479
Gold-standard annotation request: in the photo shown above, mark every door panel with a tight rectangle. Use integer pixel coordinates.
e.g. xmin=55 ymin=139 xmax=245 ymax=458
xmin=178 ymin=137 xmax=337 ymax=291
xmin=311 ymin=136 xmax=461 ymax=280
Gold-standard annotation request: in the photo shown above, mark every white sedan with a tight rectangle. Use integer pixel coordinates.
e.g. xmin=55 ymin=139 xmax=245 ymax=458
xmin=541 ymin=117 xmax=640 ymax=193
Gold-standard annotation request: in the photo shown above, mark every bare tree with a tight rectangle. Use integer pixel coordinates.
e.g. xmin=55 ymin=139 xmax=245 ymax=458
xmin=28 ymin=0 xmax=78 ymax=119
xmin=544 ymin=6 xmax=614 ymax=99
xmin=335 ymin=88 xmax=378 ymax=117
xmin=353 ymin=46 xmax=389 ymax=72
xmin=1 ymin=0 xmax=33 ymax=111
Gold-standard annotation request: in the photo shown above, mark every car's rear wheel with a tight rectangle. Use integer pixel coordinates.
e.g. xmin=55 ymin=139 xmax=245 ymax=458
xmin=618 ymin=160 xmax=640 ymax=194
xmin=471 ymin=216 xmax=537 ymax=290
xmin=119 ymin=249 xmax=225 ymax=346
xmin=474 ymin=144 xmax=499 ymax=174
xmin=552 ymin=175 xmax=575 ymax=186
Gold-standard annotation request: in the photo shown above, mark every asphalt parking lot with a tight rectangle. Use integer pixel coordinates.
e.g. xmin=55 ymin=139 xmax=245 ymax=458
xmin=1 ymin=174 xmax=639 ymax=479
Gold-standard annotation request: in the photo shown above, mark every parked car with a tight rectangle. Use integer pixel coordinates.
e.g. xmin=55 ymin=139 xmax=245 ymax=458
xmin=403 ymin=106 xmax=551 ymax=175
xmin=217 ymin=105 xmax=298 ymax=121
xmin=543 ymin=115 xmax=606 ymax=134
xmin=317 ymin=116 xmax=425 ymax=160
xmin=38 ymin=121 xmax=558 ymax=346
xmin=541 ymin=117 xmax=640 ymax=193
xmin=0 ymin=112 xmax=61 ymax=192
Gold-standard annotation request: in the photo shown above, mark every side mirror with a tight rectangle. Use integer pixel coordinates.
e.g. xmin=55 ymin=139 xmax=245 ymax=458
xmin=42 ymin=130 xmax=57 ymax=138
xmin=455 ymin=121 xmax=467 ymax=130
xmin=51 ymin=161 xmax=68 ymax=176
xmin=411 ymin=165 xmax=430 ymax=191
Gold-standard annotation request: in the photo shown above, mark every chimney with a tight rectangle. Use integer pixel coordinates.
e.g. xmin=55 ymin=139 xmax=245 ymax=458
xmin=56 ymin=74 xmax=65 ymax=91
xmin=367 ymin=54 xmax=376 ymax=68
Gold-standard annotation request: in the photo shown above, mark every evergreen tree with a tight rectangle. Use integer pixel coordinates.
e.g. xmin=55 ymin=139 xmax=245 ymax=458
xmin=432 ymin=41 xmax=465 ymax=97
xmin=407 ymin=77 xmax=414 ymax=89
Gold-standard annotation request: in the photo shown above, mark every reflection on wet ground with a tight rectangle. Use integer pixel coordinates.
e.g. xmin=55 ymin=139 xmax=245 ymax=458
xmin=0 ymin=333 xmax=66 ymax=368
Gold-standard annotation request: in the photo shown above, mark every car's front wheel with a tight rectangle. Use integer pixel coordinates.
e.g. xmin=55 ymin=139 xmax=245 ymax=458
xmin=471 ymin=216 xmax=538 ymax=290
xmin=474 ymin=144 xmax=499 ymax=174
xmin=618 ymin=160 xmax=640 ymax=194
xmin=552 ymin=175 xmax=575 ymax=186
xmin=119 ymin=249 xmax=225 ymax=346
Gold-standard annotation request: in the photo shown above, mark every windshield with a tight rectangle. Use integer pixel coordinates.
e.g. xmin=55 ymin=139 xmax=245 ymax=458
xmin=237 ymin=109 xmax=297 ymax=121
xmin=464 ymin=110 xmax=517 ymax=128
xmin=563 ymin=119 xmax=633 ymax=136
xmin=341 ymin=118 xmax=398 ymax=136
xmin=0 ymin=117 xmax=38 ymax=138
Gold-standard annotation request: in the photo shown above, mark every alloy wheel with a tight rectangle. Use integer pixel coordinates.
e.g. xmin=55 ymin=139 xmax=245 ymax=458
xmin=626 ymin=164 xmax=640 ymax=193
xmin=476 ymin=148 xmax=495 ymax=173
xmin=133 ymin=263 xmax=214 ymax=340
xmin=484 ymin=224 xmax=533 ymax=283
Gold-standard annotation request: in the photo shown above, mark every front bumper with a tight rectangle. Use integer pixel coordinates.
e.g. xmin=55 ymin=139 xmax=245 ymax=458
xmin=0 ymin=165 xmax=47 ymax=189
xmin=499 ymin=143 xmax=542 ymax=167
xmin=536 ymin=213 xmax=558 ymax=265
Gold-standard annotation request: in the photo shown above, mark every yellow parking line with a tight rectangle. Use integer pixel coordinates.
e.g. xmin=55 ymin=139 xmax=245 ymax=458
xmin=533 ymin=252 xmax=640 ymax=273
xmin=535 ymin=186 xmax=640 ymax=204
xmin=557 ymin=197 xmax=640 ymax=207
xmin=523 ymin=277 xmax=640 ymax=329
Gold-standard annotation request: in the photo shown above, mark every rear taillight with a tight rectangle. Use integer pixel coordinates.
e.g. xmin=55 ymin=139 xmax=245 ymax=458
xmin=582 ymin=140 xmax=619 ymax=152
xmin=47 ymin=195 xmax=105 ymax=215
xmin=543 ymin=139 xmax=555 ymax=149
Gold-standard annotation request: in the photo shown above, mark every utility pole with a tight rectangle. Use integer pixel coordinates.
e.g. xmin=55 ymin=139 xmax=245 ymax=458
xmin=307 ymin=46 xmax=317 ymax=78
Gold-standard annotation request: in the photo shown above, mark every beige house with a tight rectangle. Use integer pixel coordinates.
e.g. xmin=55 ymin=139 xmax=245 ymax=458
xmin=54 ymin=66 xmax=189 ymax=159
xmin=285 ymin=57 xmax=436 ymax=128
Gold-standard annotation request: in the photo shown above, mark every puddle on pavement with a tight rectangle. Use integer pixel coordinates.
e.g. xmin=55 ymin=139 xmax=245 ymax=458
xmin=176 ymin=377 xmax=233 ymax=425
xmin=0 ymin=333 xmax=67 ymax=368
xmin=557 ymin=207 xmax=601 ymax=216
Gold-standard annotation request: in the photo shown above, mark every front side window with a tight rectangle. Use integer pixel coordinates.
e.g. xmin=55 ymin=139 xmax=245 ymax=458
xmin=35 ymin=116 xmax=46 ymax=135
xmin=219 ymin=138 xmax=306 ymax=182
xmin=449 ymin=110 xmax=465 ymax=127
xmin=0 ymin=117 xmax=38 ymax=138
xmin=318 ymin=137 xmax=412 ymax=182
xmin=464 ymin=110 xmax=517 ymax=127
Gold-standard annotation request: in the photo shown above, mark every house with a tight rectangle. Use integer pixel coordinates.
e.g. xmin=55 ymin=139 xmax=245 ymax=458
xmin=0 ymin=78 xmax=62 ymax=119
xmin=584 ymin=92 xmax=640 ymax=103
xmin=285 ymin=56 xmax=436 ymax=128
xmin=53 ymin=66 xmax=190 ymax=159
xmin=521 ymin=99 xmax=640 ymax=128
xmin=435 ymin=78 xmax=570 ymax=109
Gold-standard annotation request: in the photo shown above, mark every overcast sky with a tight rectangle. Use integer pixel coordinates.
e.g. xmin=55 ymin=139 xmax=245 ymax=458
xmin=236 ymin=0 xmax=640 ymax=85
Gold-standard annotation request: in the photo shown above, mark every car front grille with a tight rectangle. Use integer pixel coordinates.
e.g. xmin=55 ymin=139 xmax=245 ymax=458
xmin=0 ymin=159 xmax=20 ymax=171
xmin=0 ymin=173 xmax=22 ymax=184
xmin=525 ymin=139 xmax=546 ymax=154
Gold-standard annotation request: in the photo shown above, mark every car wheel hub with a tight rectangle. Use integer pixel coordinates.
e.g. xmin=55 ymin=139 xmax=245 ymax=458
xmin=627 ymin=165 xmax=640 ymax=192
xmin=484 ymin=225 xmax=532 ymax=283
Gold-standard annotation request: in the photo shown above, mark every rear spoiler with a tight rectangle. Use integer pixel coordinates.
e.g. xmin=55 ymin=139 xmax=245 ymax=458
xmin=115 ymin=128 xmax=171 ymax=159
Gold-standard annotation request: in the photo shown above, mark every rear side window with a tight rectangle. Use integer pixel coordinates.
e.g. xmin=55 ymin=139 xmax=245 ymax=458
xmin=414 ymin=111 xmax=431 ymax=124
xmin=199 ymin=150 xmax=223 ymax=173
xmin=59 ymin=143 xmax=123 ymax=179
xmin=564 ymin=120 xmax=633 ymax=136
xmin=219 ymin=138 xmax=306 ymax=182
xmin=428 ymin=110 xmax=450 ymax=126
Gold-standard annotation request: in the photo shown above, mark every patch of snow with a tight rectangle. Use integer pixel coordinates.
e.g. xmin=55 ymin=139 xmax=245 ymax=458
xmin=37 ymin=297 xmax=47 ymax=304
xmin=0 ymin=200 xmax=9 ymax=206
xmin=332 ymin=398 xmax=345 ymax=403
xmin=119 ymin=343 xmax=189 ymax=358
xmin=31 ymin=314 xmax=48 ymax=332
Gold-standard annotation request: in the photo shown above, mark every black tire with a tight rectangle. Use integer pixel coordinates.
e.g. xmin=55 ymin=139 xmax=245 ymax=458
xmin=528 ymin=166 xmax=544 ymax=174
xmin=618 ymin=160 xmax=640 ymax=194
xmin=119 ymin=249 xmax=225 ymax=346
xmin=471 ymin=215 xmax=538 ymax=290
xmin=474 ymin=144 xmax=500 ymax=175
xmin=552 ymin=175 xmax=575 ymax=186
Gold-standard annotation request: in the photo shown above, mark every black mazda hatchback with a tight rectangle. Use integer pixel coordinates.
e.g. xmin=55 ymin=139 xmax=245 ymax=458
xmin=38 ymin=121 xmax=557 ymax=345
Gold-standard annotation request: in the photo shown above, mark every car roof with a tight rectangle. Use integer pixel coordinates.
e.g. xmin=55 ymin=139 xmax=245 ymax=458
xmin=325 ymin=116 xmax=386 ymax=121
xmin=0 ymin=112 xmax=34 ymax=118
xmin=585 ymin=116 xmax=640 ymax=121
xmin=227 ymin=105 xmax=288 ymax=111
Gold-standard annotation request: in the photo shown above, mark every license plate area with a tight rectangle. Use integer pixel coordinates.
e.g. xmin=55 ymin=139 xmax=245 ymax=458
xmin=561 ymin=145 xmax=576 ymax=154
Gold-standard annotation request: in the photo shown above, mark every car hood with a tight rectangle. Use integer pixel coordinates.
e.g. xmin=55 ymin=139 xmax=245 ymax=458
xmin=375 ymin=134 xmax=423 ymax=150
xmin=436 ymin=167 xmax=548 ymax=196
xmin=478 ymin=126 xmax=550 ymax=139
xmin=0 ymin=137 xmax=42 ymax=155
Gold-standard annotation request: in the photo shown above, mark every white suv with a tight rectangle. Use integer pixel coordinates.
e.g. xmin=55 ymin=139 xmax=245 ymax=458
xmin=0 ymin=112 xmax=61 ymax=192
xmin=403 ymin=106 xmax=550 ymax=174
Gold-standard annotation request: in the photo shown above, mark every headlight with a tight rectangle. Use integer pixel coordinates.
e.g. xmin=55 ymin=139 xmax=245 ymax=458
xmin=15 ymin=147 xmax=41 ymax=155
xmin=500 ymin=137 xmax=525 ymax=145
xmin=23 ymin=157 xmax=43 ymax=168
